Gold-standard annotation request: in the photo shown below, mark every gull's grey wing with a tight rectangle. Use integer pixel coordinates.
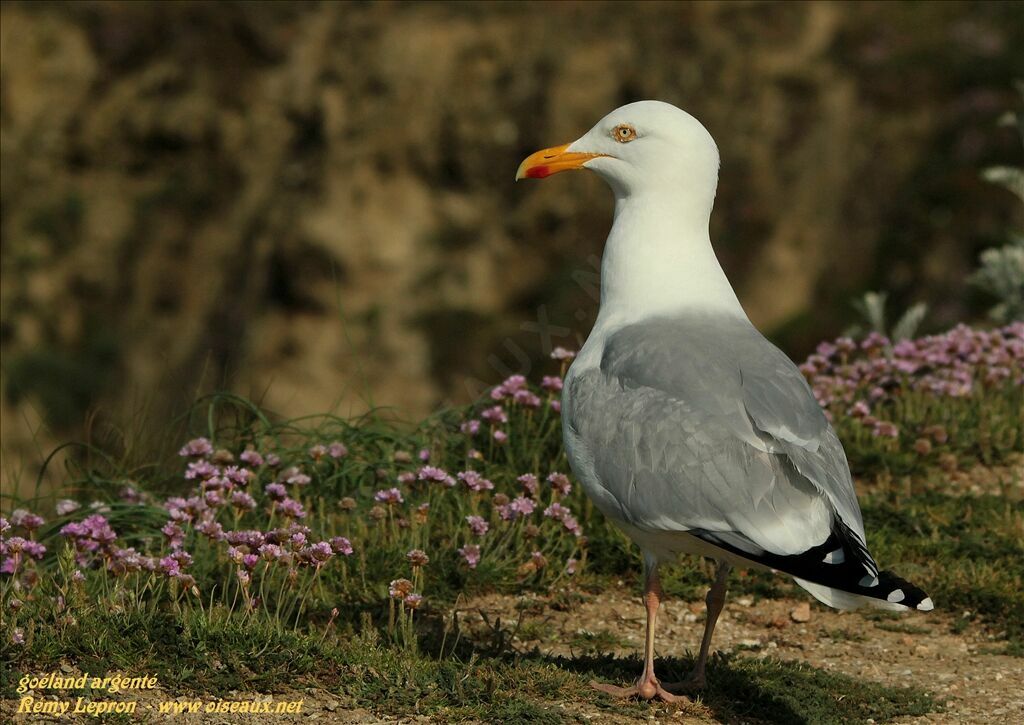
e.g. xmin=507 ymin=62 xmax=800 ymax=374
xmin=564 ymin=313 xmax=873 ymax=566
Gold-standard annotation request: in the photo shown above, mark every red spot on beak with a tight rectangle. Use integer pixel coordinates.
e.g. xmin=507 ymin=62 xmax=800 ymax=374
xmin=516 ymin=143 xmax=605 ymax=181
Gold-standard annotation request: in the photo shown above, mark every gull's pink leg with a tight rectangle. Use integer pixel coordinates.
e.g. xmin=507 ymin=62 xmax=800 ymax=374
xmin=665 ymin=561 xmax=731 ymax=692
xmin=591 ymin=564 xmax=688 ymax=703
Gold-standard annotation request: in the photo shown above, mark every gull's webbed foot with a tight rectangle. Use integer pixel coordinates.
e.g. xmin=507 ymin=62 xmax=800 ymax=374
xmin=590 ymin=677 xmax=690 ymax=703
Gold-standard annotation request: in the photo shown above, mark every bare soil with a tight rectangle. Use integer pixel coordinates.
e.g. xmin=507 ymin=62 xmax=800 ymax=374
xmin=458 ymin=589 xmax=1023 ymax=724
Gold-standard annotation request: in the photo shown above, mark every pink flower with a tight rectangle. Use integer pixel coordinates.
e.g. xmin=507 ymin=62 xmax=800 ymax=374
xmin=872 ymin=421 xmax=900 ymax=439
xmin=458 ymin=470 xmax=494 ymax=492
xmin=225 ymin=530 xmax=265 ymax=548
xmin=231 ymin=491 xmax=256 ymax=511
xmin=305 ymin=541 xmax=334 ymax=564
xmin=374 ymin=488 xmax=404 ymax=505
xmin=277 ymin=498 xmax=307 ymax=519
xmin=389 ymin=578 xmax=413 ymax=598
xmin=816 ymin=341 xmax=838 ymax=358
xmin=481 ymin=405 xmax=508 ymax=425
xmin=178 ymin=438 xmax=213 ymax=458
xmin=328 ymin=442 xmax=348 ymax=459
xmin=465 ymin=515 xmax=489 ymax=536
xmin=2 ymin=538 xmax=47 ymax=572
xmin=60 ymin=514 xmax=118 ymax=553
xmin=894 ymin=359 xmax=919 ymax=374
xmin=11 ymin=509 xmax=44 ymax=531
xmin=202 ymin=475 xmax=229 ymax=492
xmin=406 ymin=549 xmax=430 ymax=567
xmin=551 ymin=347 xmax=576 ymax=361
xmin=185 ymin=460 xmax=218 ymax=480
xmin=861 ymin=332 xmax=890 ymax=352
xmin=547 ymin=472 xmax=572 ymax=496
xmin=503 ymin=374 xmax=528 ymax=391
xmin=258 ymin=543 xmax=284 ymax=561
xmin=108 ymin=546 xmax=145 ymax=575
xmin=544 ymin=502 xmax=570 ymax=521
xmin=330 ymin=537 xmax=354 ymax=555
xmin=161 ymin=521 xmax=185 ymax=549
xmin=240 ymin=449 xmax=264 ymax=466
xmin=513 ymin=389 xmax=542 ymax=408
xmin=565 ymin=558 xmax=578 ymax=575
xmin=509 ymin=496 xmax=535 ymax=517
xmin=458 ymin=544 xmax=481 ymax=569
xmin=541 ymin=376 xmax=563 ymax=393
xmin=308 ymin=444 xmax=327 ymax=461
xmin=223 ymin=466 xmax=251 ymax=486
xmin=418 ymin=466 xmax=456 ymax=487
xmin=490 ymin=375 xmax=528 ymax=400
xmin=492 ymin=430 xmax=508 ymax=444
xmin=848 ymin=401 xmax=870 ymax=418
xmin=196 ymin=519 xmax=225 ymax=540
xmin=264 ymin=483 xmax=287 ymax=501
xmin=418 ymin=448 xmax=431 ymax=462
xmin=280 ymin=467 xmax=311 ymax=487
xmin=160 ymin=549 xmax=192 ymax=577
xmin=562 ymin=515 xmax=583 ymax=537
xmin=203 ymin=490 xmax=225 ymax=508
xmin=517 ymin=474 xmax=539 ymax=497
xmin=403 ymin=593 xmax=423 ymax=609
xmin=460 ymin=419 xmax=481 ymax=436
xmin=56 ymin=499 xmax=81 ymax=516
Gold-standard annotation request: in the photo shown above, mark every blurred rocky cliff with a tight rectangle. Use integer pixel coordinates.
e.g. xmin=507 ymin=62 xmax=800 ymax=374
xmin=2 ymin=1 xmax=1022 ymax=494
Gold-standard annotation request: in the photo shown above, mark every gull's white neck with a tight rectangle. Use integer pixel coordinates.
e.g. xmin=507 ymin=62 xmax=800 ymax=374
xmin=595 ymin=188 xmax=747 ymax=330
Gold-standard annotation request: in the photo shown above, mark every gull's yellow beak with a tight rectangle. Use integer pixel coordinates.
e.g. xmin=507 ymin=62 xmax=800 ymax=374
xmin=515 ymin=143 xmax=606 ymax=181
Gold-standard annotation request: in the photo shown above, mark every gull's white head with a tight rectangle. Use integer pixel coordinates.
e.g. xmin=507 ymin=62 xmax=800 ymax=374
xmin=517 ymin=101 xmax=742 ymax=321
xmin=516 ymin=100 xmax=719 ymax=200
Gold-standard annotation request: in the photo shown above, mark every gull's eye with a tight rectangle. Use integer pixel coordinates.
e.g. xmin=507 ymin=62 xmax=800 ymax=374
xmin=612 ymin=124 xmax=637 ymax=143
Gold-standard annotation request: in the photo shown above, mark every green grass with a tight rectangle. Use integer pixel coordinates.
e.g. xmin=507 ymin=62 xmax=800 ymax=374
xmin=1 ymin=605 xmax=938 ymax=724
xmin=1 ymin=355 xmax=1020 ymax=722
xmin=831 ymin=383 xmax=1024 ymax=477
xmin=861 ymin=490 xmax=1024 ymax=648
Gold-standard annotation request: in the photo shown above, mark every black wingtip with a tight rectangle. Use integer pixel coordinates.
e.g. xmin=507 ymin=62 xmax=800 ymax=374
xmin=862 ymin=569 xmax=933 ymax=611
xmin=692 ymin=522 xmax=933 ymax=612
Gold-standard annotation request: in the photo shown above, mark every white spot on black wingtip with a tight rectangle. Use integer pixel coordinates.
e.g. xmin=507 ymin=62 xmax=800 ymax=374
xmin=859 ymin=574 xmax=879 ymax=588
xmin=886 ymin=588 xmax=905 ymax=603
xmin=823 ymin=548 xmax=845 ymax=564
xmin=917 ymin=597 xmax=934 ymax=612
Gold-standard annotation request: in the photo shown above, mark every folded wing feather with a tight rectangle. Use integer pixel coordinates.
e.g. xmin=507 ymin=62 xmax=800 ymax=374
xmin=565 ymin=313 xmax=874 ymax=570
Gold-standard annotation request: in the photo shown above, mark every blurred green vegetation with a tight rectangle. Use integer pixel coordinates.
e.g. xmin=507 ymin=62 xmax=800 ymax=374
xmin=2 ymin=2 xmax=1023 ymax=497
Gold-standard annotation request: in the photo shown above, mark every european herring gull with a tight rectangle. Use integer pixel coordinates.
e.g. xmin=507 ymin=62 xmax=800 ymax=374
xmin=517 ymin=100 xmax=932 ymax=702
